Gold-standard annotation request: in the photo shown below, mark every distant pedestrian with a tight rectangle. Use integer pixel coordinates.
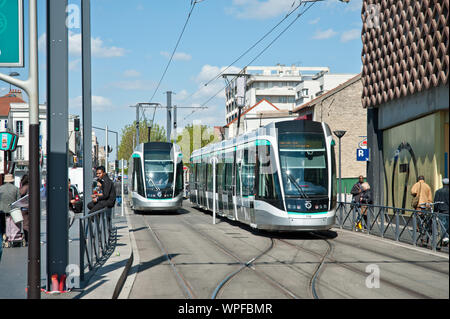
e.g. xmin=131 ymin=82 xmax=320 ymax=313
xmin=434 ymin=178 xmax=449 ymax=246
xmin=19 ymin=174 xmax=29 ymax=245
xmin=114 ymin=177 xmax=122 ymax=207
xmin=411 ymin=176 xmax=432 ymax=210
xmin=0 ymin=174 xmax=20 ymax=262
xmin=358 ymin=182 xmax=373 ymax=229
xmin=351 ymin=175 xmax=365 ymax=203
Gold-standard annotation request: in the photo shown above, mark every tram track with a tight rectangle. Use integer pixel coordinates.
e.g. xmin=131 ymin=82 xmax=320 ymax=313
xmin=180 ymin=216 xmax=300 ymax=299
xmin=276 ymin=232 xmax=434 ymax=299
xmin=140 ymin=214 xmax=197 ymax=299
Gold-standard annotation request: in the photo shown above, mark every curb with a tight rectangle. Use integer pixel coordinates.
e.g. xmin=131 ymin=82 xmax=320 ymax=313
xmin=117 ymin=201 xmax=140 ymax=299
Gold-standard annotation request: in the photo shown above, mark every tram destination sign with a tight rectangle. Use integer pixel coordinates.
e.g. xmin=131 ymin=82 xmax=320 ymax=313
xmin=0 ymin=0 xmax=24 ymax=67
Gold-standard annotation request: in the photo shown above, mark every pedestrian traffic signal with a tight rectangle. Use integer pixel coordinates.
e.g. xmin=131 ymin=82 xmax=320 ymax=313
xmin=74 ymin=118 xmax=80 ymax=131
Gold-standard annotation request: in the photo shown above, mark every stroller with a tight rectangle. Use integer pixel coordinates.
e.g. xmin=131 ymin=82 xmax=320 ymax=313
xmin=2 ymin=208 xmax=26 ymax=248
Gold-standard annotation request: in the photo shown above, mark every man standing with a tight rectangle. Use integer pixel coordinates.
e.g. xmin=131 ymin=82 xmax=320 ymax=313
xmin=351 ymin=175 xmax=365 ymax=203
xmin=0 ymin=174 xmax=20 ymax=262
xmin=434 ymin=178 xmax=449 ymax=245
xmin=411 ymin=175 xmax=432 ymax=210
xmin=88 ymin=166 xmax=116 ymax=212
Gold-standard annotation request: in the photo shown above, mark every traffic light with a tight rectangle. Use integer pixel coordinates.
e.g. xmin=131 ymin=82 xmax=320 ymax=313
xmin=115 ymin=160 xmax=119 ymax=173
xmin=74 ymin=118 xmax=80 ymax=132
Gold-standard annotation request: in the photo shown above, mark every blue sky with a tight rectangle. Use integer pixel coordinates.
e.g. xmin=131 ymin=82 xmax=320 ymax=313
xmin=1 ymin=0 xmax=363 ymax=157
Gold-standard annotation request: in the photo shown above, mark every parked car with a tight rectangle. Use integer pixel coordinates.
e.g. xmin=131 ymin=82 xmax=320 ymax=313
xmin=70 ymin=184 xmax=83 ymax=214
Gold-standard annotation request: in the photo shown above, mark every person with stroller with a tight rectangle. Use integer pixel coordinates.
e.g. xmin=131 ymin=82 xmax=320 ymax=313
xmin=19 ymin=175 xmax=29 ymax=245
xmin=0 ymin=174 xmax=20 ymax=262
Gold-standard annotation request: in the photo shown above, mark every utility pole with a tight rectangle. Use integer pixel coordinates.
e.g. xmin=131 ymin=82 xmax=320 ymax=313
xmin=105 ymin=125 xmax=108 ymax=171
xmin=82 ymin=0 xmax=93 ymax=221
xmin=166 ymin=91 xmax=173 ymax=142
xmin=46 ymin=0 xmax=69 ymax=294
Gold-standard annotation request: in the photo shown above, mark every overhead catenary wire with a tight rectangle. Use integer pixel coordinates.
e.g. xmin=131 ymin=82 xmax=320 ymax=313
xmin=184 ymin=0 xmax=317 ymax=121
xmin=179 ymin=0 xmax=307 ymax=107
xmin=141 ymin=0 xmax=204 ymax=123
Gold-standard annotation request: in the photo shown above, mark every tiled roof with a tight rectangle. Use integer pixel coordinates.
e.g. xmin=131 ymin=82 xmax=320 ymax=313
xmin=225 ymin=99 xmax=280 ymax=128
xmin=0 ymin=92 xmax=25 ymax=117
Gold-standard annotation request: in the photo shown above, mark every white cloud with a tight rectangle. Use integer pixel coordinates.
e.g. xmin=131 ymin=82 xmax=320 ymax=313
xmin=70 ymin=95 xmax=113 ymax=111
xmin=192 ymin=64 xmax=241 ymax=100
xmin=309 ymin=17 xmax=320 ymax=24
xmin=123 ymin=69 xmax=141 ymax=78
xmin=227 ymin=0 xmax=295 ymax=20
xmin=160 ymin=51 xmax=192 ymax=61
xmin=312 ymin=28 xmax=337 ymax=40
xmin=69 ymin=59 xmax=81 ymax=71
xmin=340 ymin=29 xmax=360 ymax=42
xmin=39 ymin=32 xmax=126 ymax=58
xmin=108 ymin=79 xmax=155 ymax=91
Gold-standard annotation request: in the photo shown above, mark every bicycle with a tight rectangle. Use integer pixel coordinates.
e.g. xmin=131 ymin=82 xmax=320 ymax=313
xmin=416 ymin=202 xmax=445 ymax=248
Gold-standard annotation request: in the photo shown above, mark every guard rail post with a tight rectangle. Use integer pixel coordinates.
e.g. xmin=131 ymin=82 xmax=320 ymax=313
xmin=395 ymin=208 xmax=400 ymax=242
xmin=412 ymin=213 xmax=417 ymax=246
xmin=380 ymin=206 xmax=385 ymax=238
xmin=432 ymin=212 xmax=437 ymax=251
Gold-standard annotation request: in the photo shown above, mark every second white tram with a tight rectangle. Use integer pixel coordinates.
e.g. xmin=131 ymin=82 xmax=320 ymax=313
xmin=189 ymin=120 xmax=337 ymax=231
xmin=128 ymin=142 xmax=184 ymax=211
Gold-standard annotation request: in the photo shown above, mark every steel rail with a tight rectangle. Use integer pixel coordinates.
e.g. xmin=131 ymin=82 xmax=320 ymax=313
xmin=140 ymin=215 xmax=196 ymax=299
xmin=180 ymin=216 xmax=299 ymax=299
xmin=277 ymin=232 xmax=433 ymax=299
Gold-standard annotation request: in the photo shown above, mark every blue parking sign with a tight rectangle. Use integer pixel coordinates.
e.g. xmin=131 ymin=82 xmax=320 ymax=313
xmin=357 ymin=148 xmax=370 ymax=161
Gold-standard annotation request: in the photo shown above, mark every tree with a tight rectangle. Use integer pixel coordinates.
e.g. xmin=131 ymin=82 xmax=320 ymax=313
xmin=118 ymin=120 xmax=166 ymax=161
xmin=176 ymin=124 xmax=219 ymax=164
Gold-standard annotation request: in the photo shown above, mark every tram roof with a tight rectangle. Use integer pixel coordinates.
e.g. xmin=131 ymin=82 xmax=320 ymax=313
xmin=190 ymin=120 xmax=327 ymax=158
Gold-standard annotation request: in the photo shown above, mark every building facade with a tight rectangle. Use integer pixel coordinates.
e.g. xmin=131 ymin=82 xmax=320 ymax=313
xmin=294 ymin=74 xmax=367 ymax=192
xmin=225 ymin=65 xmax=330 ymax=125
xmin=361 ymin=0 xmax=449 ymax=207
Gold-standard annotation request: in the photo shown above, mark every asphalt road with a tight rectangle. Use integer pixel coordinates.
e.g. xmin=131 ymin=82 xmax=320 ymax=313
xmin=127 ymin=201 xmax=449 ymax=299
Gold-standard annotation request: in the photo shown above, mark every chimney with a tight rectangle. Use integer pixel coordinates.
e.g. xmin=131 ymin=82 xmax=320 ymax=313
xmin=9 ymin=89 xmax=23 ymax=100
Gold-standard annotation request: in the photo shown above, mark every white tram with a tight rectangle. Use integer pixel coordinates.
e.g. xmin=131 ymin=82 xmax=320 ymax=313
xmin=189 ymin=120 xmax=337 ymax=231
xmin=128 ymin=142 xmax=184 ymax=211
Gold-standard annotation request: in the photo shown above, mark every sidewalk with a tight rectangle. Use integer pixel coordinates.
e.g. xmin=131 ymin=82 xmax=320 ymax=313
xmin=0 ymin=203 xmax=135 ymax=299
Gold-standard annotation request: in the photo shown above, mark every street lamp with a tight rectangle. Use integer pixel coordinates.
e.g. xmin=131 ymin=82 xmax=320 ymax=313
xmin=333 ymin=130 xmax=346 ymax=202
xmin=8 ymin=72 xmax=20 ymax=91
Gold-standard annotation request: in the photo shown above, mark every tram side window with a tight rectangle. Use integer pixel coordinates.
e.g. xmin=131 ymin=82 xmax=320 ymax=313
xmin=176 ymin=162 xmax=183 ymax=194
xmin=134 ymin=157 xmax=145 ymax=197
xmin=241 ymin=147 xmax=256 ymax=196
xmin=257 ymin=145 xmax=283 ymax=210
xmin=207 ymin=160 xmax=213 ymax=191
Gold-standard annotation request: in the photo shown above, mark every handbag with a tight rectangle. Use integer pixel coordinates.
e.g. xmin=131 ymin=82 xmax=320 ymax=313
xmin=411 ymin=183 xmax=422 ymax=209
xmin=9 ymin=208 xmax=24 ymax=224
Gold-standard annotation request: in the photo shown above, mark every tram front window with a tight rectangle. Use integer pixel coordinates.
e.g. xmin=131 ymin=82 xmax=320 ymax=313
xmin=279 ymin=132 xmax=328 ymax=197
xmin=144 ymin=161 xmax=174 ymax=190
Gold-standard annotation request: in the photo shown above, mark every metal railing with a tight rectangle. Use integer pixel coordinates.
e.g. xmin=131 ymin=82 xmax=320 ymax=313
xmin=335 ymin=201 xmax=449 ymax=252
xmin=77 ymin=207 xmax=116 ymax=284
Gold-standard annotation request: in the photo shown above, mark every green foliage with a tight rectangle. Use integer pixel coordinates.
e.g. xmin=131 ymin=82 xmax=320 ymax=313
xmin=176 ymin=124 xmax=219 ymax=164
xmin=118 ymin=120 xmax=166 ymax=161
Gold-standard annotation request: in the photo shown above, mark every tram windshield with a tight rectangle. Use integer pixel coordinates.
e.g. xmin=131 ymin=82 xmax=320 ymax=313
xmin=278 ymin=132 xmax=328 ymax=197
xmin=144 ymin=150 xmax=174 ymax=190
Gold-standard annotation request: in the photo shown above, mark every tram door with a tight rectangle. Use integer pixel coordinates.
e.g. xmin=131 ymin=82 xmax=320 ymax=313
xmin=223 ymin=150 xmax=234 ymax=219
xmin=236 ymin=146 xmax=256 ymax=224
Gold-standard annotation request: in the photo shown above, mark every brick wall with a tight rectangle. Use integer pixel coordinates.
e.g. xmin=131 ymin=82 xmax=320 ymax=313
xmin=313 ymin=79 xmax=367 ymax=179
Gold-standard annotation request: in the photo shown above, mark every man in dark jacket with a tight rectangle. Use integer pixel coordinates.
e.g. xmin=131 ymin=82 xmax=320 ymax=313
xmin=88 ymin=166 xmax=116 ymax=212
xmin=351 ymin=175 xmax=365 ymax=203
xmin=434 ymin=178 xmax=449 ymax=245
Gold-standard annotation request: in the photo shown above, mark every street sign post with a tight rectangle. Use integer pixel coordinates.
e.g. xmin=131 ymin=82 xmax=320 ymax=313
xmin=0 ymin=0 xmax=24 ymax=67
xmin=357 ymin=148 xmax=370 ymax=161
